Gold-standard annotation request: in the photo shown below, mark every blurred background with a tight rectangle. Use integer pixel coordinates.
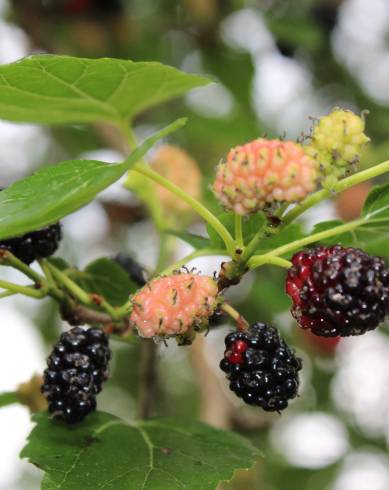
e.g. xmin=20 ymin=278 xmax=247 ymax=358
xmin=1 ymin=0 xmax=389 ymax=489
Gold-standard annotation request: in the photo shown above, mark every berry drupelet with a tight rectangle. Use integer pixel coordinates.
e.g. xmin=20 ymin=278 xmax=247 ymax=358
xmin=286 ymin=245 xmax=389 ymax=337
xmin=220 ymin=323 xmax=302 ymax=411
xmin=41 ymin=327 xmax=111 ymax=424
xmin=0 ymin=223 xmax=62 ymax=264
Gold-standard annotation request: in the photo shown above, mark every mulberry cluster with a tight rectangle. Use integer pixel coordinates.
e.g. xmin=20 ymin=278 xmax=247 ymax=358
xmin=306 ymin=108 xmax=370 ymax=186
xmin=213 ymin=138 xmax=317 ymax=215
xmin=286 ymin=245 xmax=389 ymax=337
xmin=0 ymin=223 xmax=62 ymax=264
xmin=130 ymin=273 xmax=219 ymax=342
xmin=41 ymin=327 xmax=110 ymax=424
xmin=220 ymin=323 xmax=302 ymax=411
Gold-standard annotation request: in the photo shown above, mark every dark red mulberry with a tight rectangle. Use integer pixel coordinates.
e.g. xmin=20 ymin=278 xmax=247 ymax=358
xmin=286 ymin=245 xmax=389 ymax=337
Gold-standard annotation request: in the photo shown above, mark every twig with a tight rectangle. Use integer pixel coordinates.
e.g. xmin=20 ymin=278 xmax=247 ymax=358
xmin=138 ymin=340 xmax=158 ymax=419
xmin=190 ymin=335 xmax=232 ymax=428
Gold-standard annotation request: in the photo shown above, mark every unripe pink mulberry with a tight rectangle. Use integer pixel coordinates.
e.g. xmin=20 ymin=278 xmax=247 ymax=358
xmin=213 ymin=139 xmax=317 ymax=215
xmin=130 ymin=273 xmax=219 ymax=340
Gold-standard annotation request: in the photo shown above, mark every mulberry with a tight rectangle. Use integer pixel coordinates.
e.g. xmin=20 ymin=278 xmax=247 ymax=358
xmin=220 ymin=323 xmax=302 ymax=411
xmin=286 ymin=245 xmax=389 ymax=337
xmin=130 ymin=273 xmax=219 ymax=340
xmin=41 ymin=327 xmax=110 ymax=424
xmin=213 ymin=138 xmax=317 ymax=215
xmin=0 ymin=223 xmax=62 ymax=264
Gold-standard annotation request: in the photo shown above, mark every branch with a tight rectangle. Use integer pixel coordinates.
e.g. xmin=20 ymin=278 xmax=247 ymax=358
xmin=138 ymin=340 xmax=158 ymax=419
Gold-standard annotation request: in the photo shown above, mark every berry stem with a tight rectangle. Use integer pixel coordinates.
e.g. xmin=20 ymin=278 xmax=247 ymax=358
xmin=132 ymin=162 xmax=236 ymax=255
xmin=0 ymin=279 xmax=47 ymax=298
xmin=46 ymin=262 xmax=123 ymax=321
xmin=247 ymin=255 xmax=292 ymax=270
xmin=0 ymin=391 xmax=19 ymax=408
xmin=38 ymin=258 xmax=56 ymax=284
xmin=0 ymin=250 xmax=45 ymax=284
xmin=220 ymin=302 xmax=249 ymax=331
xmin=241 ymin=228 xmax=267 ymax=262
xmin=282 ymin=159 xmax=389 ymax=226
xmin=251 ymin=218 xmax=366 ymax=263
xmin=235 ymin=215 xmax=244 ymax=249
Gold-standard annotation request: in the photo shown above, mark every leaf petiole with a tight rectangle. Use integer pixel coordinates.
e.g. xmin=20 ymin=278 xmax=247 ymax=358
xmin=0 ymin=279 xmax=47 ymax=298
xmin=0 ymin=391 xmax=19 ymax=408
xmin=132 ymin=162 xmax=236 ymax=255
xmin=249 ymin=218 xmax=366 ymax=268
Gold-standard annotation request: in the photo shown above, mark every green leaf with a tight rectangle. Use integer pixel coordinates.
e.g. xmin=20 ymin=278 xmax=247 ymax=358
xmin=207 ymin=213 xmax=266 ymax=248
xmin=21 ymin=412 xmax=260 ymax=490
xmin=362 ymin=183 xmax=389 ymax=227
xmin=0 ymin=119 xmax=185 ymax=240
xmin=76 ymin=258 xmax=139 ymax=306
xmin=0 ymin=55 xmax=210 ymax=125
xmin=167 ymin=230 xmax=212 ymax=250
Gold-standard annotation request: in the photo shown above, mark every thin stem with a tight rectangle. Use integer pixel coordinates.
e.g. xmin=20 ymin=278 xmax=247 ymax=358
xmin=235 ymin=215 xmax=244 ymax=248
xmin=241 ymin=229 xmax=267 ymax=262
xmin=282 ymin=159 xmax=389 ymax=226
xmin=0 ymin=279 xmax=47 ymax=298
xmin=38 ymin=259 xmax=57 ymax=288
xmin=248 ymin=255 xmax=292 ymax=270
xmin=118 ymin=119 xmax=136 ymax=152
xmin=0 ymin=391 xmax=19 ymax=408
xmin=47 ymin=263 xmax=121 ymax=320
xmin=263 ymin=218 xmax=365 ymax=259
xmin=47 ymin=263 xmax=91 ymax=304
xmin=0 ymin=251 xmax=45 ymax=284
xmin=159 ymin=248 xmax=226 ymax=276
xmin=0 ymin=290 xmax=17 ymax=299
xmin=133 ymin=163 xmax=236 ymax=255
xmin=220 ymin=303 xmax=249 ymax=331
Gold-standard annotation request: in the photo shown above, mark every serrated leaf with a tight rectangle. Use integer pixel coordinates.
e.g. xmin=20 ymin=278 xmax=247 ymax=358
xmin=167 ymin=230 xmax=212 ymax=250
xmin=76 ymin=258 xmax=139 ymax=306
xmin=0 ymin=119 xmax=185 ymax=240
xmin=21 ymin=412 xmax=260 ymax=490
xmin=0 ymin=55 xmax=210 ymax=125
